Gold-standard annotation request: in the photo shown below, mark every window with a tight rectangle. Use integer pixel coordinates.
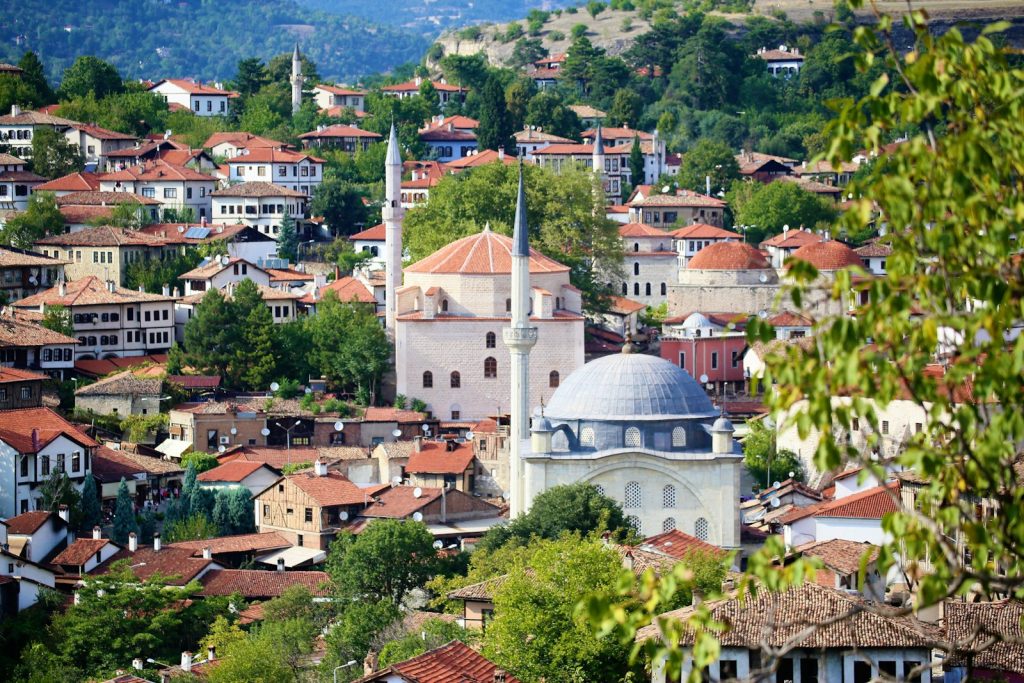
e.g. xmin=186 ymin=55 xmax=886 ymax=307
xmin=661 ymin=282 xmax=667 ymax=295
xmin=662 ymin=484 xmax=676 ymax=508
xmin=485 ymin=331 xmax=496 ymax=348
xmin=915 ymin=422 xmax=923 ymax=433
xmin=678 ymin=352 xmax=686 ymax=369
xmin=278 ymin=165 xmax=287 ymax=177
xmin=194 ymin=100 xmax=200 ymax=111
xmin=711 ymin=352 xmax=718 ymax=369
xmin=40 ymin=455 xmax=50 ymax=476
xmin=20 ymin=455 xmax=28 ymax=478
xmin=625 ymin=427 xmax=641 ymax=448
xmin=304 ymin=508 xmax=313 ymax=523
xmin=624 ymin=481 xmax=641 ymax=508
xmin=852 ymin=661 xmax=872 ymax=683
xmin=580 ymin=426 xmax=595 ymax=447
xmin=662 ymin=517 xmax=676 ymax=532
xmin=42 ymin=349 xmax=51 ymax=362
xmin=695 ymin=517 xmax=709 ymax=541
xmin=505 ymin=298 xmax=512 ymax=312
xmin=799 ymin=658 xmax=818 ymax=683
xmin=549 ymin=370 xmax=559 ymax=388
xmin=422 ymin=371 xmax=433 ymax=388
xmin=163 ymin=188 xmax=177 ymax=199
xmin=297 ymin=534 xmax=303 ymax=547
xmin=483 ymin=357 xmax=497 ymax=378
xmin=776 ymin=658 xmax=794 ymax=683
xmin=904 ymin=660 xmax=921 ymax=683
xmin=882 ymin=420 xmax=890 ymax=435
xmin=622 ymin=282 xmax=627 ymax=295
xmin=450 ymin=371 xmax=461 ymax=388
xmin=20 ymin=386 xmax=31 ymax=400
xmin=186 ymin=187 xmax=192 ymax=199
xmin=263 ymin=504 xmax=270 ymax=517
xmin=633 ymin=262 xmax=640 ymax=276
xmin=634 ymin=283 xmax=640 ymax=296
xmin=278 ymin=484 xmax=285 ymax=492
xmin=626 ymin=515 xmax=641 ymax=533
xmin=441 ymin=299 xmax=448 ymax=312
xmin=633 ymin=243 xmax=639 ymax=252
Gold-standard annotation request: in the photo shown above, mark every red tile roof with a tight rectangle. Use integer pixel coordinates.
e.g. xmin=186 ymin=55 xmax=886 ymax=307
xmin=52 ymin=538 xmax=117 ymax=566
xmin=284 ymin=471 xmax=386 ymax=507
xmin=405 ymin=441 xmax=475 ymax=475
xmin=224 ymin=148 xmax=325 ymax=164
xmin=405 ymin=229 xmax=568 ymax=275
xmin=443 ymin=149 xmax=517 ymax=171
xmin=768 ymin=312 xmax=813 ymax=326
xmin=582 ymin=127 xmax=653 ymax=142
xmin=315 ymin=84 xmax=366 ymax=96
xmin=99 ymin=159 xmax=216 ymax=183
xmin=350 ymin=223 xmax=385 ymax=241
xmin=167 ymin=374 xmax=221 ymax=389
xmin=670 ymin=223 xmax=739 ymax=240
xmin=69 ymin=123 xmax=136 ymax=141
xmin=760 ymin=229 xmax=820 ymax=249
xmin=618 ymin=222 xmax=666 ymax=238
xmin=687 ymin=241 xmax=771 ymax=270
xmin=632 ymin=190 xmax=726 ymax=208
xmin=0 ymin=366 xmax=48 ymax=383
xmin=795 ymin=539 xmax=879 ymax=575
xmin=169 ymin=531 xmax=290 ymax=556
xmin=607 ymin=295 xmax=646 ymax=315
xmin=4 ymin=510 xmax=64 ymax=535
xmin=779 ymin=483 xmax=899 ymax=524
xmin=203 ymin=132 xmax=287 ymax=150
xmin=198 ymin=569 xmax=331 ymax=598
xmin=360 ymin=486 xmax=442 ymax=518
xmin=358 ymin=640 xmax=518 ymax=683
xmin=298 ymin=124 xmax=381 ymax=140
xmin=150 ymin=79 xmax=231 ymax=95
xmin=0 ymin=407 xmax=98 ymax=453
xmin=639 ymin=529 xmax=725 ymax=559
xmin=789 ymin=240 xmax=863 ymax=271
xmin=362 ymin=407 xmax=427 ymax=423
xmin=381 ymin=79 xmax=465 ymax=94
xmin=91 ymin=445 xmax=148 ymax=482
xmin=33 ymin=172 xmax=102 ymax=192
xmin=14 ymin=276 xmax=173 ymax=308
xmin=197 ymin=460 xmax=273 ymax=483
xmin=419 ymin=128 xmax=476 ymax=142
xmin=35 ymin=226 xmax=169 ymax=247
xmin=96 ymin=546 xmax=213 ymax=585
xmin=945 ymin=600 xmax=1024 ymax=673
xmin=306 ymin=276 xmax=375 ymax=305
xmin=55 ymin=190 xmax=160 ymax=207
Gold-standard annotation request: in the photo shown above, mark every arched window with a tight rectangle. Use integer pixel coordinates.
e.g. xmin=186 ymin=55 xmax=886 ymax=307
xmin=695 ymin=517 xmax=710 ymax=541
xmin=422 ymin=371 xmax=433 ymax=388
xmin=485 ymin=331 xmax=496 ymax=348
xmin=634 ymin=283 xmax=640 ymax=296
xmin=626 ymin=515 xmax=642 ymax=534
xmin=672 ymin=426 xmax=686 ymax=447
xmin=370 ymin=246 xmax=378 ymax=257
xmin=624 ymin=481 xmax=642 ymax=508
xmin=633 ymin=243 xmax=639 ymax=252
xmin=662 ymin=484 xmax=676 ymax=508
xmin=580 ymin=426 xmax=595 ymax=447
xmin=593 ymin=483 xmax=605 ymax=496
xmin=645 ymin=282 xmax=651 ymax=296
xmin=505 ymin=298 xmax=512 ymax=312
xmin=450 ymin=371 xmax=461 ymax=388
xmin=441 ymin=299 xmax=449 ymax=312
xmin=662 ymin=517 xmax=676 ymax=532
xmin=661 ymin=282 xmax=667 ymax=295
xmin=549 ymin=370 xmax=559 ymax=388
xmin=633 ymin=262 xmax=640 ymax=276
xmin=483 ymin=357 xmax=497 ymax=378
xmin=622 ymin=282 xmax=627 ymax=295
xmin=625 ymin=427 xmax=641 ymax=448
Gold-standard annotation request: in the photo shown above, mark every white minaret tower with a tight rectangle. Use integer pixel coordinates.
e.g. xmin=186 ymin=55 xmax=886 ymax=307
xmin=290 ymin=44 xmax=303 ymax=115
xmin=591 ymin=124 xmax=606 ymax=187
xmin=504 ymin=162 xmax=538 ymax=518
xmin=383 ymin=122 xmax=404 ymax=336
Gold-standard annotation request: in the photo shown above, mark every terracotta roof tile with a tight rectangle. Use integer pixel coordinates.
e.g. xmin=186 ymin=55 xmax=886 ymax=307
xmin=945 ymin=600 xmax=1024 ymax=673
xmin=443 ymin=149 xmax=518 ymax=171
xmin=211 ymin=181 xmax=306 ymax=198
xmin=99 ymin=159 xmax=216 ymax=183
xmin=0 ymin=366 xmax=48 ymax=383
xmin=639 ymin=529 xmax=725 ymax=559
xmin=298 ymin=124 xmax=381 ymax=140
xmin=381 ymin=79 xmax=465 ymax=93
xmin=14 ymin=275 xmax=173 ymax=308
xmin=35 ymin=226 xmax=169 ymax=247
xmin=96 ymin=545 xmax=213 ymax=585
xmin=55 ymin=191 xmax=160 ymax=207
xmin=670 ymin=223 xmax=739 ymax=240
xmin=607 ymin=295 xmax=646 ymax=315
xmin=33 ymin=172 xmax=102 ymax=192
xmin=0 ymin=407 xmax=98 ymax=453
xmin=203 ymin=132 xmax=286 ymax=150
xmin=0 ymin=311 xmax=78 ymax=347
xmin=618 ymin=222 xmax=667 ymax=238
xmin=75 ymin=370 xmax=161 ymax=397
xmin=361 ymin=486 xmax=443 ymax=518
xmin=350 ymin=223 xmax=385 ymax=241
xmin=4 ymin=510 xmax=64 ymax=535
xmin=52 ymin=538 xmax=118 ymax=566
xmin=91 ymin=445 xmax=148 ymax=482
xmin=169 ymin=532 xmax=290 ymax=556
xmin=357 ymin=640 xmax=518 ymax=683
xmin=760 ymin=229 xmax=820 ymax=249
xmin=224 ymin=148 xmax=324 ymax=164
xmin=197 ymin=460 xmax=272 ymax=483
xmin=315 ymin=84 xmax=366 ymax=96
xmin=362 ymin=407 xmax=427 ymax=423
xmin=405 ymin=229 xmax=568 ymax=275
xmin=687 ymin=241 xmax=771 ymax=270
xmin=405 ymin=441 xmax=475 ymax=475
xmin=286 ymin=471 xmax=385 ymax=507
xmin=150 ymin=79 xmax=230 ymax=96
xmin=305 ymin=276 xmax=375 ymax=305
xmin=789 ymin=240 xmax=863 ymax=271
xmin=198 ymin=569 xmax=331 ymax=598
xmin=795 ymin=539 xmax=879 ymax=575
xmin=632 ymin=190 xmax=725 ymax=208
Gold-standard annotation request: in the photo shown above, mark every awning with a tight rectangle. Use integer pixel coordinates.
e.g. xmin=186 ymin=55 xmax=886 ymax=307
xmin=255 ymin=546 xmax=326 ymax=568
xmin=424 ymin=516 xmax=508 ymax=537
xmin=155 ymin=438 xmax=191 ymax=460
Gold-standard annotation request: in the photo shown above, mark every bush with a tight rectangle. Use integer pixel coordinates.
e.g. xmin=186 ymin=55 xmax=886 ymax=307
xmin=503 ymin=23 xmax=525 ymax=42
xmin=459 ymin=26 xmax=482 ymax=40
xmin=181 ymin=452 xmax=219 ymax=474
xmin=566 ymin=5 xmax=578 ymax=13
xmin=571 ymin=23 xmax=588 ymax=39
xmin=548 ymin=30 xmax=566 ymax=41
xmin=621 ymin=17 xmax=634 ymax=31
xmin=587 ymin=1 xmax=607 ymax=18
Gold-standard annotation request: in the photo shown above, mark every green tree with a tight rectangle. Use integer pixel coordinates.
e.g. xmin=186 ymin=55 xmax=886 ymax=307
xmin=225 ymin=486 xmax=256 ymax=534
xmin=79 ymin=472 xmax=101 ymax=533
xmin=379 ymin=619 xmax=474 ymax=667
xmin=727 ymin=180 xmax=837 ymax=241
xmin=0 ymin=191 xmax=63 ymax=247
xmin=0 ymin=75 xmax=37 ymax=118
xmin=277 ymin=211 xmax=299 ymax=262
xmin=322 ymin=599 xmax=401 ymax=676
xmin=166 ymin=341 xmax=186 ymax=375
xmin=326 ymin=519 xmax=437 ymax=604
xmin=510 ymin=38 xmax=548 ymax=69
xmin=180 ymin=451 xmax=219 ymax=473
xmin=231 ymin=278 xmax=277 ymax=390
xmin=481 ymin=483 xmax=632 ymax=552
xmin=40 ymin=304 xmax=74 ymax=337
xmin=524 ymin=91 xmax=582 ymax=140
xmin=239 ymin=91 xmax=287 ymax=136
xmin=164 ymin=512 xmax=219 ymax=543
xmin=38 ymin=469 xmax=81 ymax=529
xmin=17 ymin=51 xmax=55 ymax=106
xmin=184 ymin=290 xmax=239 ymax=380
xmin=208 ymin=618 xmax=315 ymax=683
xmin=111 ymin=478 xmax=139 ymax=545
xmin=607 ymin=88 xmax=643 ymax=128
xmin=307 ymin=292 xmax=390 ymax=399
xmin=628 ymin=136 xmax=645 ymax=192
xmin=742 ymin=419 xmax=804 ymax=490
xmin=232 ymin=57 xmax=267 ymax=99
xmin=483 ymin=535 xmax=636 ymax=683
xmin=58 ymin=56 xmax=123 ymax=100
xmin=312 ymin=180 xmax=369 ymax=237
xmin=677 ymin=139 xmax=740 ymax=196
xmin=667 ymin=20 xmax=740 ymax=111
xmin=476 ymin=76 xmax=516 ymax=154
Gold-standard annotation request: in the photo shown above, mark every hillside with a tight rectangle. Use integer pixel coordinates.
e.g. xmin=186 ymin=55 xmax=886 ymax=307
xmin=0 ymin=0 xmax=430 ymax=84
xmin=295 ymin=0 xmax=579 ymax=34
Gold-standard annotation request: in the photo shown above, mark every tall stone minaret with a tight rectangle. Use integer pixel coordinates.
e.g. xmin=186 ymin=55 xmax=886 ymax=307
xmin=591 ymin=124 xmax=606 ymax=183
xmin=383 ymin=122 xmax=404 ymax=336
xmin=290 ymin=44 xmax=303 ymax=115
xmin=504 ymin=163 xmax=538 ymax=518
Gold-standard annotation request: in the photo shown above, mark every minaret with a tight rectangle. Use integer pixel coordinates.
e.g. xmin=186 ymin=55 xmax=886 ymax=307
xmin=504 ymin=162 xmax=539 ymax=518
xmin=290 ymin=44 xmax=303 ymax=115
xmin=591 ymin=124 xmax=606 ymax=184
xmin=383 ymin=122 xmax=404 ymax=336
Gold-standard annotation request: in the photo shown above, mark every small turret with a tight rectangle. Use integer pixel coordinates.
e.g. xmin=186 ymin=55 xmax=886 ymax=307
xmin=711 ymin=416 xmax=735 ymax=454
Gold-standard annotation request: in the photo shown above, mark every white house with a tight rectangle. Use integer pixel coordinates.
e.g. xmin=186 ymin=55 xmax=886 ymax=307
xmin=0 ymin=105 xmax=75 ymax=159
xmin=0 ymin=152 xmax=46 ymax=211
xmin=616 ymin=222 xmax=677 ymax=305
xmin=0 ymin=309 xmax=78 ymax=377
xmin=756 ymin=45 xmax=805 ymax=77
xmin=312 ymin=85 xmax=366 ymax=112
xmin=225 ymin=148 xmax=325 ymax=196
xmin=669 ymin=223 xmax=740 ymax=269
xmin=98 ymin=159 xmax=217 ymax=221
xmin=197 ymin=460 xmax=279 ymax=497
xmin=202 ymin=132 xmax=288 ymax=160
xmin=149 ymin=79 xmax=233 ymax=116
xmin=210 ymin=182 xmax=308 ymax=238
xmin=0 ymin=408 xmax=97 ymax=517
xmin=179 ymin=256 xmax=272 ymax=297
xmin=64 ymin=124 xmax=137 ymax=171
xmin=780 ymin=482 xmax=898 ymax=548
xmin=380 ymin=77 xmax=466 ymax=107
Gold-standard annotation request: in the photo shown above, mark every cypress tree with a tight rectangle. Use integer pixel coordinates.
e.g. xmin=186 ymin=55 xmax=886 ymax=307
xmin=226 ymin=487 xmax=255 ymax=534
xmin=79 ymin=472 xmax=101 ymax=533
xmin=277 ymin=211 xmax=299 ymax=262
xmin=476 ymin=76 xmax=516 ymax=155
xmin=212 ymin=493 xmax=232 ymax=535
xmin=111 ymin=478 xmax=138 ymax=545
xmin=628 ymin=135 xmax=645 ymax=192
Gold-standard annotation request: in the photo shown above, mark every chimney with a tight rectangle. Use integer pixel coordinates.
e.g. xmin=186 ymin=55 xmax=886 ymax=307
xmin=128 ymin=532 xmax=138 ymax=552
xmin=107 ymin=280 xmax=116 ymax=293
xmin=498 ymin=148 xmax=505 ymax=161
xmin=363 ymin=650 xmax=379 ymax=676
xmin=160 ymin=673 xmax=171 ymax=683
xmin=692 ymin=588 xmax=704 ymax=606
xmin=494 ymin=671 xmax=507 ymax=683
xmin=10 ymin=104 xmax=20 ymax=116
xmin=57 ymin=504 xmax=69 ymax=523
xmin=162 ymin=284 xmax=170 ymax=297
xmin=313 ymin=459 xmax=328 ymax=477
xmin=31 ymin=428 xmax=39 ymax=452
xmin=172 ymin=286 xmax=180 ymax=298
xmin=180 ymin=652 xmax=193 ymax=673
xmin=58 ymin=280 xmax=66 ymax=297
xmin=92 ymin=525 xmax=101 ymax=540
xmin=202 ymin=547 xmax=212 ymax=560
xmin=413 ymin=436 xmax=423 ymax=453
xmin=133 ymin=658 xmax=145 ymax=671
xmin=207 ymin=645 xmax=216 ymax=662
xmin=276 ymin=558 xmax=285 ymax=572
xmin=153 ymin=533 xmax=161 ymax=552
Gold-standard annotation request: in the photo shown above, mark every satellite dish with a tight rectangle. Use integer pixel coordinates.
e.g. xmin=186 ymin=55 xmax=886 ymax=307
xmin=28 ymin=276 xmax=36 ymax=285
xmin=230 ymin=427 xmax=237 ymax=435
xmin=789 ymin=471 xmax=795 ymax=478
xmin=465 ymin=431 xmax=474 ymax=440
xmin=501 ymin=491 xmax=510 ymax=501
xmin=304 ymin=387 xmax=312 ymax=394
xmin=771 ymin=497 xmax=781 ymax=508
xmin=433 ymin=540 xmax=443 ymax=549
xmin=412 ymin=487 xmax=422 ymax=499
xmin=260 ymin=427 xmax=271 ymax=436
xmin=218 ymin=445 xmax=225 ymax=453
xmin=270 ymin=382 xmax=280 ymax=392
xmin=421 ymin=424 xmax=430 ymax=432
xmin=220 ymin=255 xmax=230 ymax=266
xmin=412 ymin=512 xmax=423 ymax=522
xmin=699 ymin=374 xmax=709 ymax=384
xmin=392 ymin=429 xmax=402 ymax=437
xmin=759 ymin=273 xmax=769 ymax=284
xmin=391 ymin=476 xmax=402 ymax=486
xmin=772 ymin=481 xmax=781 ymax=488
xmin=758 ymin=310 xmax=768 ymax=319
xmin=661 ymin=185 xmax=670 ymax=193
xmin=334 ymin=421 xmax=344 ymax=431
xmin=783 ymin=224 xmax=790 ymax=231
xmin=339 ymin=510 xmax=349 ymax=521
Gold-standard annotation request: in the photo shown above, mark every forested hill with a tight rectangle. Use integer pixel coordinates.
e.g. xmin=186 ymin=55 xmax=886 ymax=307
xmin=294 ymin=0 xmax=577 ymax=34
xmin=0 ymin=0 xmax=430 ymax=84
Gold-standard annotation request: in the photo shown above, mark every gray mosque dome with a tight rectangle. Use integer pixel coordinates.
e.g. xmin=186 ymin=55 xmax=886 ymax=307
xmin=544 ymin=350 xmax=718 ymax=422
xmin=712 ymin=416 xmax=735 ymax=432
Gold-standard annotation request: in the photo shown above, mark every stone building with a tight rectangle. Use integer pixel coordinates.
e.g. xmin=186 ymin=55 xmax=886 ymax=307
xmin=74 ymin=370 xmax=162 ymax=417
xmin=520 ymin=347 xmax=743 ymax=546
xmin=615 ymin=222 xmax=677 ymax=306
xmin=668 ymin=241 xmax=781 ymax=318
xmin=393 ymin=227 xmax=585 ymax=422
